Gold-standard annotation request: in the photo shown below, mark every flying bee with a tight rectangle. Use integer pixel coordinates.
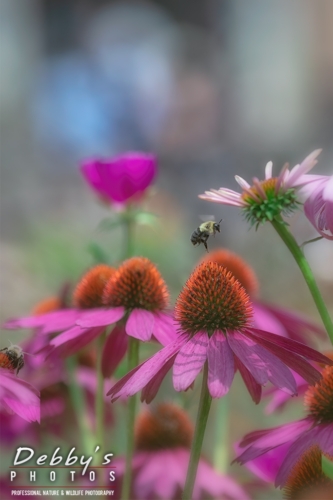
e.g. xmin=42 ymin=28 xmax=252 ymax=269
xmin=0 ymin=345 xmax=24 ymax=374
xmin=191 ymin=218 xmax=223 ymax=252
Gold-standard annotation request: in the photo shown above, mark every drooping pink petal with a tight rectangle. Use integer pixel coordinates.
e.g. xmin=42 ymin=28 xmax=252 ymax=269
xmin=0 ymin=370 xmax=40 ymax=423
xmin=284 ymin=149 xmax=321 ymax=189
xmin=152 ymin=312 xmax=178 ymax=346
xmin=235 ymin=358 xmax=262 ymax=404
xmin=207 ymin=332 xmax=235 ymax=397
xmin=236 ymin=419 xmax=312 ymax=464
xmin=228 ymin=332 xmax=297 ymax=394
xmin=141 ymin=356 xmax=177 ymax=404
xmin=198 ymin=189 xmax=245 ymax=207
xmin=41 ymin=326 xmax=105 ymax=358
xmin=304 ymin=175 xmax=333 ymax=240
xmin=234 ymin=441 xmax=290 ymax=484
xmin=102 ymin=325 xmax=128 ymax=378
xmin=173 ymin=332 xmax=208 ymax=392
xmin=235 ymin=175 xmax=251 ymax=190
xmin=126 ymin=309 xmax=154 ymax=341
xmin=108 ymin=336 xmax=187 ymax=401
xmin=76 ymin=307 xmax=125 ymax=328
xmin=275 ymin=424 xmax=332 ymax=486
xmin=245 ymin=328 xmax=333 ymax=366
xmin=4 ymin=309 xmax=80 ymax=334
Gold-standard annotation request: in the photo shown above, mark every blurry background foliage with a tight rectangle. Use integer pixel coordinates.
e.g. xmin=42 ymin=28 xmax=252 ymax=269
xmin=1 ymin=1 xmax=333 ymax=498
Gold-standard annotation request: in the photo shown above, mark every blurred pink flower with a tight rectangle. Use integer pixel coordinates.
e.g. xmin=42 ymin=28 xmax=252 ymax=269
xmin=108 ymin=262 xmax=331 ymax=404
xmin=114 ymin=403 xmax=250 ymax=500
xmin=81 ymin=152 xmax=157 ymax=205
xmin=304 ymin=175 xmax=333 ymax=240
xmin=0 ymin=368 xmax=40 ymax=423
xmin=235 ymin=366 xmax=333 ymax=487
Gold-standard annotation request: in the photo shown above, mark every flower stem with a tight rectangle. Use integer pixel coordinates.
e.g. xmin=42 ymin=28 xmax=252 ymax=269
xmin=95 ymin=331 xmax=106 ymax=448
xmin=271 ymin=218 xmax=333 ymax=344
xmin=124 ymin=205 xmax=135 ymax=258
xmin=213 ymin=394 xmax=229 ymax=474
xmin=66 ymin=357 xmax=93 ymax=456
xmin=121 ymin=337 xmax=139 ymax=500
xmin=182 ymin=362 xmax=212 ymax=500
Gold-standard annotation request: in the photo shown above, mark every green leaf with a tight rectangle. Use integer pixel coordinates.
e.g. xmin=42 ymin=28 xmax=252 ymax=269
xmin=322 ymin=454 xmax=333 ymax=480
xmin=87 ymin=242 xmax=109 ymax=264
xmin=134 ymin=211 xmax=158 ymax=227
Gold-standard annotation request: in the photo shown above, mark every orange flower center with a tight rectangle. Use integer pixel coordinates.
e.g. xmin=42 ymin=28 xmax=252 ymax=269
xmin=103 ymin=257 xmax=169 ymax=311
xmin=284 ymin=445 xmax=333 ymax=500
xmin=200 ymin=249 xmax=259 ymax=296
xmin=135 ymin=403 xmax=193 ymax=451
xmin=241 ymin=178 xmax=278 ymax=202
xmin=73 ymin=265 xmax=116 ymax=309
xmin=304 ymin=366 xmax=333 ymax=424
xmin=175 ymin=261 xmax=253 ymax=336
xmin=32 ymin=297 xmax=63 ymax=316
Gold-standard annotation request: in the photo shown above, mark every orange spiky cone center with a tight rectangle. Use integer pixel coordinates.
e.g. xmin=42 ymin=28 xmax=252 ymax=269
xmin=175 ymin=261 xmax=253 ymax=336
xmin=304 ymin=366 xmax=333 ymax=424
xmin=241 ymin=178 xmax=278 ymax=202
xmin=200 ymin=248 xmax=259 ymax=296
xmin=73 ymin=265 xmax=116 ymax=309
xmin=135 ymin=403 xmax=193 ymax=451
xmin=32 ymin=297 xmax=63 ymax=316
xmin=284 ymin=445 xmax=333 ymax=500
xmin=103 ymin=257 xmax=169 ymax=311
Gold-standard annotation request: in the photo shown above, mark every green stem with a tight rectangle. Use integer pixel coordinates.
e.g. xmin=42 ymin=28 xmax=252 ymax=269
xmin=95 ymin=332 xmax=106 ymax=448
xmin=121 ymin=338 xmax=139 ymax=500
xmin=213 ymin=395 xmax=229 ymax=474
xmin=66 ymin=357 xmax=93 ymax=456
xmin=124 ymin=206 xmax=135 ymax=258
xmin=182 ymin=363 xmax=212 ymax=500
xmin=271 ymin=218 xmax=333 ymax=344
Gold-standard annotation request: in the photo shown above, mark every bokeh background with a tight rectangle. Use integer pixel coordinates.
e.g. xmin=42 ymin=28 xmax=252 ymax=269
xmin=1 ymin=1 xmax=333 ymax=498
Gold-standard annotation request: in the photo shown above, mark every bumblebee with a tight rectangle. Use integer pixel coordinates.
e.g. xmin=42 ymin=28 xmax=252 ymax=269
xmin=191 ymin=219 xmax=222 ymax=252
xmin=0 ymin=345 xmax=24 ymax=374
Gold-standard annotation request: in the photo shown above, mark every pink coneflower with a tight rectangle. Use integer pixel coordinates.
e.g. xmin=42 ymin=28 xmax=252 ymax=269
xmin=80 ymin=152 xmax=157 ymax=206
xmin=199 ymin=150 xmax=322 ymax=227
xmin=5 ymin=260 xmax=176 ymax=371
xmin=108 ymin=262 xmax=331 ymax=404
xmin=0 ymin=368 xmax=40 ymax=423
xmin=236 ymin=365 xmax=333 ymax=487
xmin=114 ymin=403 xmax=250 ymax=500
xmin=303 ymin=175 xmax=333 ymax=240
xmin=199 ymin=249 xmax=325 ymax=345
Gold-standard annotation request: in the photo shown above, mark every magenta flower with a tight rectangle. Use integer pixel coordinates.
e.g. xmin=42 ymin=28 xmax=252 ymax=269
xmin=114 ymin=403 xmax=250 ymax=500
xmin=199 ymin=150 xmax=322 ymax=227
xmin=200 ymin=249 xmax=325 ymax=345
xmin=304 ymin=175 xmax=333 ymax=240
xmin=0 ymin=368 xmax=40 ymax=423
xmin=108 ymin=262 xmax=331 ymax=404
xmin=81 ymin=152 xmax=157 ymax=205
xmin=236 ymin=366 xmax=333 ymax=487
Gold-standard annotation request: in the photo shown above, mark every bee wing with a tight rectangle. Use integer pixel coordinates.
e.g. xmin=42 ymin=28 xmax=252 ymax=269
xmin=199 ymin=215 xmax=216 ymax=222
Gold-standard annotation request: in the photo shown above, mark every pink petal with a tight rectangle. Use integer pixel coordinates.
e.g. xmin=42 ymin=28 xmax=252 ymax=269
xmin=102 ymin=325 xmax=128 ymax=378
xmin=173 ymin=332 xmax=208 ymax=391
xmin=285 ymin=149 xmax=321 ymax=189
xmin=41 ymin=326 xmax=105 ymax=358
xmin=227 ymin=332 xmax=297 ymax=394
xmin=235 ymin=358 xmax=262 ymax=404
xmin=207 ymin=332 xmax=235 ymax=397
xmin=141 ymin=356 xmax=177 ymax=403
xmin=252 ymin=302 xmax=288 ymax=338
xmin=246 ymin=328 xmax=333 ymax=365
xmin=126 ymin=309 xmax=154 ymax=341
xmin=108 ymin=336 xmax=187 ymax=401
xmin=152 ymin=312 xmax=178 ymax=346
xmin=76 ymin=307 xmax=125 ymax=327
xmin=265 ymin=161 xmax=273 ymax=179
xmin=4 ymin=309 xmax=79 ymax=333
